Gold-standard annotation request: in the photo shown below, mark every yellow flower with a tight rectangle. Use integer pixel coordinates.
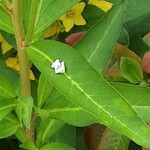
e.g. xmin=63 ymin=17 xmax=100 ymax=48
xmin=44 ymin=20 xmax=64 ymax=38
xmin=5 ymin=57 xmax=35 ymax=80
xmin=60 ymin=2 xmax=86 ymax=32
xmin=0 ymin=35 xmax=12 ymax=54
xmin=88 ymin=0 xmax=113 ymax=12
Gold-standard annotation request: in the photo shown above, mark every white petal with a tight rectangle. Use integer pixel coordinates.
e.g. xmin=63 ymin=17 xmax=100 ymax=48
xmin=51 ymin=59 xmax=65 ymax=74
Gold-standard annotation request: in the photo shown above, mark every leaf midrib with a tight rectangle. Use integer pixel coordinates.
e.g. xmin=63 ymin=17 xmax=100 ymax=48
xmin=29 ymin=45 xmax=150 ymax=144
xmin=88 ymin=5 xmax=123 ymax=63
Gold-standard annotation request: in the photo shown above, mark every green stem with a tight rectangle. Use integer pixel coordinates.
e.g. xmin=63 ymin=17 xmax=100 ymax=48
xmin=12 ymin=0 xmax=32 ymax=140
xmin=26 ymin=0 xmax=38 ymax=44
xmin=12 ymin=0 xmax=31 ymax=97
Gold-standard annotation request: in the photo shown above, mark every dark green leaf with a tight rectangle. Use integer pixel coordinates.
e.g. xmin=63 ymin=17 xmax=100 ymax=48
xmin=50 ymin=124 xmax=76 ymax=148
xmin=40 ymin=142 xmax=75 ymax=150
xmin=125 ymin=0 xmax=150 ymax=22
xmin=98 ymin=129 xmax=129 ymax=150
xmin=37 ymin=74 xmax=53 ymax=107
xmin=36 ymin=118 xmax=65 ymax=148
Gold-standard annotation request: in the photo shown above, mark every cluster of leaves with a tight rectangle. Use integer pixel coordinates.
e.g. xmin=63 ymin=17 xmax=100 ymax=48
xmin=0 ymin=0 xmax=150 ymax=150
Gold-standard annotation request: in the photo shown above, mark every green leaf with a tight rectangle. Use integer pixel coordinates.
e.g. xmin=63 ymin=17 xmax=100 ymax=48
xmin=38 ymin=88 xmax=97 ymax=126
xmin=125 ymin=0 xmax=150 ymax=22
xmin=37 ymin=74 xmax=53 ymax=107
xmin=0 ymin=98 xmax=16 ymax=121
xmin=26 ymin=40 xmax=150 ymax=148
xmin=0 ymin=59 xmax=20 ymax=96
xmin=118 ymin=27 xmax=130 ymax=46
xmin=0 ymin=114 xmax=20 ymax=138
xmin=0 ymin=7 xmax=13 ymax=34
xmin=36 ymin=118 xmax=65 ymax=147
xmin=15 ymin=127 xmax=27 ymax=143
xmin=40 ymin=142 xmax=75 ymax=150
xmin=0 ymin=71 xmax=17 ymax=98
xmin=20 ymin=140 xmax=36 ymax=150
xmin=22 ymin=0 xmax=31 ymax=34
xmin=17 ymin=96 xmax=33 ymax=128
xmin=50 ymin=125 xmax=76 ymax=148
xmin=75 ymin=1 xmax=126 ymax=73
xmin=34 ymin=0 xmax=79 ymax=36
xmin=111 ymin=82 xmax=150 ymax=124
xmin=98 ymin=129 xmax=129 ymax=150
xmin=120 ymin=57 xmax=143 ymax=84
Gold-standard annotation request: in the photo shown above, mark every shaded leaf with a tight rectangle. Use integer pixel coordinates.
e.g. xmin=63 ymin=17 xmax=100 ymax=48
xmin=40 ymin=142 xmax=75 ymax=150
xmin=37 ymin=74 xmax=53 ymax=107
xmin=120 ymin=57 xmax=143 ymax=84
xmin=50 ymin=124 xmax=76 ymax=148
xmin=125 ymin=0 xmax=150 ymax=22
xmin=36 ymin=118 xmax=65 ymax=148
xmin=98 ymin=128 xmax=129 ymax=150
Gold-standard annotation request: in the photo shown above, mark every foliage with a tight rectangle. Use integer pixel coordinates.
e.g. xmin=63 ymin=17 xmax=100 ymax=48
xmin=0 ymin=0 xmax=150 ymax=149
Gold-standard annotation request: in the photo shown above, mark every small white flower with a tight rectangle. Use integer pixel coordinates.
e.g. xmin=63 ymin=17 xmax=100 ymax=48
xmin=51 ymin=59 xmax=65 ymax=74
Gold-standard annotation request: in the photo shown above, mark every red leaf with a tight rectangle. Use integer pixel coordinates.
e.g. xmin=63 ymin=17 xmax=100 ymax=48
xmin=141 ymin=51 xmax=150 ymax=74
xmin=65 ymin=31 xmax=86 ymax=46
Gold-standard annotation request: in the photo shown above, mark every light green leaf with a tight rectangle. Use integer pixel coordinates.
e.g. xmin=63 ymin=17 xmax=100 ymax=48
xmin=37 ymin=74 xmax=53 ymax=107
xmin=26 ymin=40 xmax=150 ymax=148
xmin=34 ymin=0 xmax=79 ymax=36
xmin=98 ymin=129 xmax=129 ymax=150
xmin=0 ymin=72 xmax=17 ymax=98
xmin=0 ymin=98 xmax=16 ymax=121
xmin=75 ymin=1 xmax=126 ymax=73
xmin=20 ymin=140 xmax=36 ymax=150
xmin=15 ymin=127 xmax=27 ymax=143
xmin=38 ymin=88 xmax=97 ymax=126
xmin=40 ymin=142 xmax=75 ymax=150
xmin=0 ymin=114 xmax=20 ymax=138
xmin=125 ymin=0 xmax=150 ymax=22
xmin=17 ymin=96 xmax=33 ymax=128
xmin=120 ymin=57 xmax=143 ymax=84
xmin=36 ymin=118 xmax=65 ymax=147
xmin=0 ymin=7 xmax=13 ymax=34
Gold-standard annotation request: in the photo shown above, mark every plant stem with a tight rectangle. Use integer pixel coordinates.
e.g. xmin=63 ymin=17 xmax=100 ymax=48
xmin=12 ymin=0 xmax=32 ymax=139
xmin=12 ymin=0 xmax=31 ymax=97
xmin=26 ymin=0 xmax=38 ymax=44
